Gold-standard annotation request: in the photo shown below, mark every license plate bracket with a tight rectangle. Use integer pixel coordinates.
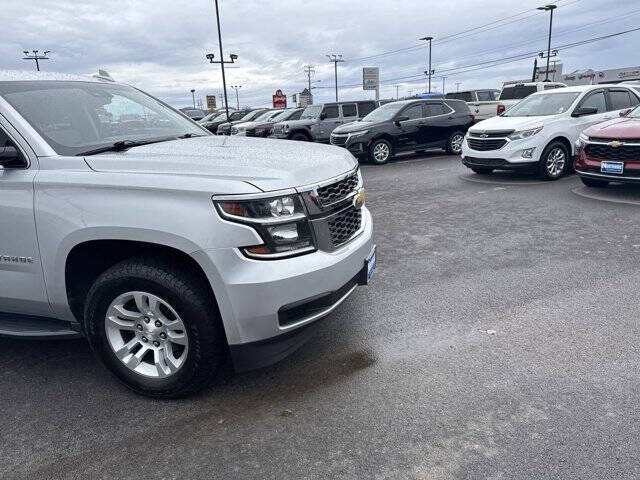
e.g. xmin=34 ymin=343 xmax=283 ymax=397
xmin=601 ymin=161 xmax=624 ymax=174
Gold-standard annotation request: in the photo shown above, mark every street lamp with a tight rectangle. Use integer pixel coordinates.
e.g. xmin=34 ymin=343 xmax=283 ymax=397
xmin=190 ymin=89 xmax=196 ymax=109
xmin=205 ymin=0 xmax=239 ymax=121
xmin=537 ymin=4 xmax=557 ymax=82
xmin=419 ymin=37 xmax=434 ymax=93
xmin=230 ymin=85 xmax=242 ymax=110
xmin=326 ymin=54 xmax=344 ymax=102
xmin=22 ymin=49 xmax=51 ymax=71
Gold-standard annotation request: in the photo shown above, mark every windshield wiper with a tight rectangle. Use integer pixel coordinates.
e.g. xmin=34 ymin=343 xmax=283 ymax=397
xmin=177 ymin=133 xmax=207 ymax=139
xmin=78 ymin=136 xmax=180 ymax=156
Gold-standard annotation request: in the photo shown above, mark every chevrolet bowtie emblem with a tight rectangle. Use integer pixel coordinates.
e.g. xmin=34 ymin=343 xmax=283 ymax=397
xmin=610 ymin=140 xmax=622 ymax=148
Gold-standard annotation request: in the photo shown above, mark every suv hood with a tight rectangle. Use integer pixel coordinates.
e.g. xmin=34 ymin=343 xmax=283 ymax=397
xmin=334 ymin=120 xmax=383 ymax=134
xmin=282 ymin=118 xmax=317 ymax=128
xmin=583 ymin=117 xmax=640 ymax=139
xmin=83 ymin=136 xmax=356 ymax=192
xmin=470 ymin=115 xmax=552 ymax=132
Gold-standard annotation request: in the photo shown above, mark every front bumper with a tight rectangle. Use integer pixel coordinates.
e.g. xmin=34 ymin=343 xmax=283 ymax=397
xmin=461 ymin=135 xmax=544 ymax=169
xmin=575 ymin=153 xmax=640 ymax=183
xmin=191 ymin=207 xmax=374 ymax=370
xmin=330 ymin=134 xmax=368 ymax=157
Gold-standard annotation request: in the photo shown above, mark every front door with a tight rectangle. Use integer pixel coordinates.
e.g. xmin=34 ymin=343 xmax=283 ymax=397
xmin=317 ymin=105 xmax=341 ymax=141
xmin=393 ymin=103 xmax=424 ymax=150
xmin=0 ymin=121 xmax=50 ymax=316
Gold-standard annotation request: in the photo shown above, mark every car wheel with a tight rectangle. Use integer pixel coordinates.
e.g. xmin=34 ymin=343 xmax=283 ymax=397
xmin=446 ymin=131 xmax=465 ymax=155
xmin=369 ymin=139 xmax=392 ymax=165
xmin=580 ymin=177 xmax=610 ymax=188
xmin=85 ymin=257 xmax=225 ymax=398
xmin=291 ymin=133 xmax=309 ymax=141
xmin=538 ymin=141 xmax=569 ymax=180
xmin=471 ymin=167 xmax=493 ymax=175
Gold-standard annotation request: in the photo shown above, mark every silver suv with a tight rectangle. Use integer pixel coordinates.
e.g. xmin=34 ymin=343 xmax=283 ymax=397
xmin=0 ymin=71 xmax=375 ymax=397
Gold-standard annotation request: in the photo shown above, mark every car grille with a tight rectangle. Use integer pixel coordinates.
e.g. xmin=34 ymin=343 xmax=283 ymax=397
xmin=331 ymin=134 xmax=349 ymax=146
xmin=316 ymin=172 xmax=359 ymax=206
xmin=271 ymin=125 xmax=284 ymax=135
xmin=464 ymin=157 xmax=511 ymax=166
xmin=467 ymin=138 xmax=507 ymax=151
xmin=245 ymin=129 xmax=256 ymax=137
xmin=468 ymin=130 xmax=514 ymax=138
xmin=585 ymin=143 xmax=640 ymax=161
xmin=328 ymin=206 xmax=362 ymax=247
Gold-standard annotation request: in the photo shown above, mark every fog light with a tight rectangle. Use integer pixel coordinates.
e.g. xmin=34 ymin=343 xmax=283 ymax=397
xmin=521 ymin=148 xmax=535 ymax=159
xmin=267 ymin=224 xmax=299 ymax=242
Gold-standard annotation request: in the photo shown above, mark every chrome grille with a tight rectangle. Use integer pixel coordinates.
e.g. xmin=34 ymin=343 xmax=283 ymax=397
xmin=316 ymin=172 xmax=359 ymax=206
xmin=467 ymin=138 xmax=507 ymax=151
xmin=331 ymin=134 xmax=348 ymax=146
xmin=328 ymin=207 xmax=362 ymax=247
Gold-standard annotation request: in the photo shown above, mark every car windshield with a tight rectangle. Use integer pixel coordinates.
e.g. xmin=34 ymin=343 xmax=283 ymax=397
xmin=361 ymin=102 xmax=406 ymax=122
xmin=301 ymin=105 xmax=322 ymax=119
xmin=629 ymin=106 xmax=640 ymax=118
xmin=0 ymin=80 xmax=205 ymax=156
xmin=183 ymin=109 xmax=204 ymax=118
xmin=254 ymin=110 xmax=277 ymax=122
xmin=271 ymin=109 xmax=293 ymax=121
xmin=200 ymin=112 xmax=217 ymax=122
xmin=503 ymin=92 xmax=581 ymax=117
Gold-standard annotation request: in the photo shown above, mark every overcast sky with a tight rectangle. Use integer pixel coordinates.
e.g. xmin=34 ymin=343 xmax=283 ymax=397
xmin=2 ymin=0 xmax=639 ymax=108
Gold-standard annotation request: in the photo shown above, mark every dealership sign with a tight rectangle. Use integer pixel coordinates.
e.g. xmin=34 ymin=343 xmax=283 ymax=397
xmin=206 ymin=95 xmax=217 ymax=110
xmin=272 ymin=89 xmax=287 ymax=109
xmin=363 ymin=67 xmax=379 ymax=91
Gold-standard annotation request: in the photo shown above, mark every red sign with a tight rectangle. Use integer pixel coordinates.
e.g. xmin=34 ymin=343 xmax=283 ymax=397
xmin=272 ymin=89 xmax=287 ymax=109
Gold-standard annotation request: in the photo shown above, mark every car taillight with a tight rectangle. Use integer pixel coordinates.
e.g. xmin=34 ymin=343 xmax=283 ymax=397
xmin=497 ymin=104 xmax=505 ymax=115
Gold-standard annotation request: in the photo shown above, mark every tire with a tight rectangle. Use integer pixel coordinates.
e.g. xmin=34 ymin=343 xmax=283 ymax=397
xmin=580 ymin=176 xmax=610 ymax=188
xmin=290 ymin=132 xmax=309 ymax=141
xmin=85 ymin=257 xmax=225 ymax=398
xmin=471 ymin=167 xmax=493 ymax=175
xmin=537 ymin=141 xmax=569 ymax=180
xmin=368 ymin=139 xmax=392 ymax=165
xmin=446 ymin=131 xmax=465 ymax=155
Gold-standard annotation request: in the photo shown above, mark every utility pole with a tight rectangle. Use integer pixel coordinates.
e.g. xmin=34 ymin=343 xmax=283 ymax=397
xmin=22 ymin=50 xmax=50 ymax=71
xmin=537 ymin=4 xmax=557 ymax=82
xmin=230 ymin=85 xmax=242 ymax=110
xmin=205 ymin=0 xmax=238 ymax=121
xmin=326 ymin=54 xmax=344 ymax=101
xmin=394 ymin=84 xmax=400 ymax=99
xmin=455 ymin=82 xmax=461 ymax=92
xmin=303 ymin=65 xmax=315 ymax=93
xmin=190 ymin=89 xmax=196 ymax=109
xmin=419 ymin=36 xmax=434 ymax=93
xmin=441 ymin=76 xmax=447 ymax=94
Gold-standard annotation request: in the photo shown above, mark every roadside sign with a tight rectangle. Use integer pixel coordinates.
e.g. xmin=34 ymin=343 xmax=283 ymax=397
xmin=206 ymin=95 xmax=217 ymax=111
xmin=273 ymin=89 xmax=287 ymax=109
xmin=363 ymin=67 xmax=379 ymax=91
xmin=292 ymin=93 xmax=297 ymax=103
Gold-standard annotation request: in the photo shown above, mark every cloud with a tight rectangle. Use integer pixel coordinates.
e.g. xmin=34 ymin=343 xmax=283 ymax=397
xmin=2 ymin=0 xmax=639 ymax=107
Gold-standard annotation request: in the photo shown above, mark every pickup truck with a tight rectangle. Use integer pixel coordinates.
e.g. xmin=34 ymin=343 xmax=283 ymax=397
xmin=0 ymin=70 xmax=375 ymax=397
xmin=496 ymin=81 xmax=567 ymax=115
xmin=445 ymin=89 xmax=500 ymax=121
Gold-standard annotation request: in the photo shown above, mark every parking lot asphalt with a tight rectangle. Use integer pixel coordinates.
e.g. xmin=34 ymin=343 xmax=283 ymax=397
xmin=2 ymin=152 xmax=640 ymax=480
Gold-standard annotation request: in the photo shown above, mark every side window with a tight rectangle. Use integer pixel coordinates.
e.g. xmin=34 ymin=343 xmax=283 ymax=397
xmin=401 ymin=104 xmax=424 ymax=120
xmin=609 ymin=90 xmax=637 ymax=110
xmin=357 ymin=102 xmax=376 ymax=116
xmin=424 ymin=103 xmax=448 ymax=116
xmin=341 ymin=104 xmax=357 ymax=118
xmin=581 ymin=91 xmax=606 ymax=114
xmin=322 ymin=105 xmax=339 ymax=119
xmin=476 ymin=91 xmax=494 ymax=102
xmin=288 ymin=110 xmax=303 ymax=120
xmin=0 ymin=126 xmax=26 ymax=168
xmin=544 ymin=84 xmax=560 ymax=90
xmin=448 ymin=92 xmax=473 ymax=102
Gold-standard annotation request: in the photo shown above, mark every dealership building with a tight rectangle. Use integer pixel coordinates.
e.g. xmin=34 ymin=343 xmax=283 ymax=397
xmin=506 ymin=63 xmax=640 ymax=86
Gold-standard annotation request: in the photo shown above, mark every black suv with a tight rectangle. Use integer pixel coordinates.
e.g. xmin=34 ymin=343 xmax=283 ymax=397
xmin=217 ymin=109 xmax=268 ymax=135
xmin=330 ymin=99 xmax=473 ymax=164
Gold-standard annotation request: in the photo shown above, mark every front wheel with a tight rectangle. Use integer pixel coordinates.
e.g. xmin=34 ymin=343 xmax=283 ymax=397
xmin=85 ymin=257 xmax=225 ymax=398
xmin=446 ymin=131 xmax=465 ymax=155
xmin=580 ymin=177 xmax=610 ymax=188
xmin=368 ymin=139 xmax=392 ymax=165
xmin=290 ymin=132 xmax=309 ymax=141
xmin=538 ymin=141 xmax=569 ymax=180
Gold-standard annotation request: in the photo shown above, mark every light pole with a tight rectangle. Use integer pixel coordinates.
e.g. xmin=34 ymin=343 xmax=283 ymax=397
xmin=419 ymin=37 xmax=434 ymax=93
xmin=394 ymin=84 xmax=400 ymax=99
xmin=190 ymin=89 xmax=196 ymax=109
xmin=537 ymin=4 xmax=557 ymax=82
xmin=205 ymin=0 xmax=238 ymax=121
xmin=304 ymin=65 xmax=315 ymax=93
xmin=230 ymin=85 xmax=242 ymax=110
xmin=441 ymin=76 xmax=447 ymax=94
xmin=22 ymin=50 xmax=50 ymax=71
xmin=326 ymin=54 xmax=344 ymax=101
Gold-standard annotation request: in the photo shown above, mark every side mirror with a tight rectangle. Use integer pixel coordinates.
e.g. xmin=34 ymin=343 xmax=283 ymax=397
xmin=571 ymin=106 xmax=598 ymax=117
xmin=394 ymin=115 xmax=409 ymax=125
xmin=319 ymin=112 xmax=326 ymax=120
xmin=620 ymin=108 xmax=633 ymax=117
xmin=0 ymin=145 xmax=25 ymax=168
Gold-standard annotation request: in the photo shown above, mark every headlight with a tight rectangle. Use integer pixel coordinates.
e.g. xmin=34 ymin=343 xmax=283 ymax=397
xmin=508 ymin=126 xmax=544 ymax=141
xmin=576 ymin=132 xmax=588 ymax=153
xmin=348 ymin=130 xmax=369 ymax=138
xmin=213 ymin=193 xmax=314 ymax=259
xmin=283 ymin=124 xmax=290 ymax=133
xmin=230 ymin=127 xmax=238 ymax=135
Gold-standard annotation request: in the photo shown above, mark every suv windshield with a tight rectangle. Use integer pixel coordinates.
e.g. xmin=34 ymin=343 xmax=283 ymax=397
xmin=503 ymin=92 xmax=581 ymax=117
xmin=361 ymin=102 xmax=405 ymax=122
xmin=0 ymin=81 xmax=205 ymax=156
xmin=301 ymin=105 xmax=322 ymax=119
xmin=254 ymin=110 xmax=277 ymax=122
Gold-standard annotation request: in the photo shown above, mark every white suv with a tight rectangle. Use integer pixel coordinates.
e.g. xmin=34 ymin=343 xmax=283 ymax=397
xmin=461 ymin=85 xmax=640 ymax=180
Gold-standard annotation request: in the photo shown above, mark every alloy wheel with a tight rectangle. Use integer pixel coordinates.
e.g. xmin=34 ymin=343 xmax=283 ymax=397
xmin=546 ymin=147 xmax=566 ymax=178
xmin=450 ymin=134 xmax=464 ymax=154
xmin=105 ymin=291 xmax=189 ymax=378
xmin=373 ymin=142 xmax=390 ymax=163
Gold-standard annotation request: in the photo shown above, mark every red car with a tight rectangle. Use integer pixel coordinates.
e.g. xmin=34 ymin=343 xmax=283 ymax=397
xmin=575 ymin=107 xmax=640 ymax=187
